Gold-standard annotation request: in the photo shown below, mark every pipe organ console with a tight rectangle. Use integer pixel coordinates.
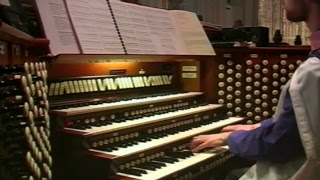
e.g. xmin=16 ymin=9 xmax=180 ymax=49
xmin=0 ymin=62 xmax=51 ymax=180
xmin=47 ymin=54 xmax=247 ymax=180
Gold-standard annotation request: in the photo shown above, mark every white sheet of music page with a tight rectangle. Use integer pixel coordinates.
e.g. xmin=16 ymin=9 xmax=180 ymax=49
xmin=34 ymin=0 xmax=80 ymax=55
xmin=64 ymin=0 xmax=124 ymax=54
xmin=109 ymin=0 xmax=180 ymax=54
xmin=169 ymin=10 xmax=216 ymax=55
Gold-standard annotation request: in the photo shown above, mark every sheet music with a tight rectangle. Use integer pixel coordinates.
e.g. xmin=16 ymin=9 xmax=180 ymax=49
xmin=34 ymin=0 xmax=80 ymax=55
xmin=64 ymin=0 xmax=124 ymax=54
xmin=109 ymin=0 xmax=180 ymax=54
xmin=170 ymin=10 xmax=215 ymax=55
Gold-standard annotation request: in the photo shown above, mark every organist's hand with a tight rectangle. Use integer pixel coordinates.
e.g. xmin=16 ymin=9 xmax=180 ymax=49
xmin=221 ymin=124 xmax=260 ymax=133
xmin=189 ymin=132 xmax=231 ymax=152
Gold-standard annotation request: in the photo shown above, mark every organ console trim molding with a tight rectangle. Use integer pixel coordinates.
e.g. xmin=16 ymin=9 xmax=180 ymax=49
xmin=49 ymin=54 xmax=214 ymax=64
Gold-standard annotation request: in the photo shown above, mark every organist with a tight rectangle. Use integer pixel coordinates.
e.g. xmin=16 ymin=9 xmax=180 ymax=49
xmin=190 ymin=0 xmax=320 ymax=179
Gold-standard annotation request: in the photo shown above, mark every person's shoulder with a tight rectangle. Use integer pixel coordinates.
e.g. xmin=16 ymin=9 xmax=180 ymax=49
xmin=294 ymin=57 xmax=320 ymax=78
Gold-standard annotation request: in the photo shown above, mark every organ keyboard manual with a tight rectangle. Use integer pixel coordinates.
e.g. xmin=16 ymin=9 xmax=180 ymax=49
xmin=47 ymin=54 xmax=248 ymax=180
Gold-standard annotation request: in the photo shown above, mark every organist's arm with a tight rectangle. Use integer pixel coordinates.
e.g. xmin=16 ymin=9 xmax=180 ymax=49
xmin=190 ymin=93 xmax=304 ymax=163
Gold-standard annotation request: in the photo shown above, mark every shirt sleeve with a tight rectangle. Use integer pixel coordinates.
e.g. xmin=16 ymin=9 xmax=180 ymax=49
xmin=227 ymin=93 xmax=304 ymax=163
xmin=260 ymin=118 xmax=273 ymax=127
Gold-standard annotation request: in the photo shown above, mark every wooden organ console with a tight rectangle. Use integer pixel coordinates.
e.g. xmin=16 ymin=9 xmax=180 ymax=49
xmin=47 ymin=46 xmax=310 ymax=180
xmin=0 ymin=22 xmax=52 ymax=180
xmin=48 ymin=54 xmax=247 ymax=180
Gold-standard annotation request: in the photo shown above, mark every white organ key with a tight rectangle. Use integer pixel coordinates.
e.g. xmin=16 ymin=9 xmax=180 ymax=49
xmin=53 ymin=83 xmax=60 ymax=96
xmin=48 ymin=83 xmax=55 ymax=96
xmin=227 ymin=69 xmax=233 ymax=74
xmin=110 ymin=78 xmax=118 ymax=90
xmin=235 ymin=107 xmax=241 ymax=112
xmin=78 ymin=80 xmax=85 ymax=93
xmin=53 ymin=92 xmax=204 ymax=116
xmin=235 ymin=98 xmax=241 ymax=104
xmin=117 ymin=147 xmax=230 ymax=180
xmin=218 ymin=73 xmax=224 ymax=79
xmin=158 ymin=76 xmax=164 ymax=85
xmin=280 ymin=60 xmax=287 ymax=65
xmin=82 ymin=80 xmax=89 ymax=92
xmin=226 ymin=94 xmax=233 ymax=100
xmin=64 ymin=82 xmax=71 ymax=94
xmin=262 ymin=60 xmax=268 ymax=65
xmin=261 ymin=94 xmax=268 ymax=99
xmin=227 ymin=60 xmax=233 ymax=66
xmin=73 ymin=81 xmax=80 ymax=93
xmin=262 ymin=86 xmax=268 ymax=91
xmin=288 ymin=64 xmax=295 ymax=70
xmin=235 ymin=73 xmax=241 ymax=78
xmin=92 ymin=118 xmax=242 ymax=157
xmin=218 ymin=82 xmax=225 ymax=87
xmin=115 ymin=78 xmax=123 ymax=89
xmin=66 ymin=104 xmax=223 ymax=135
xmin=234 ymin=90 xmax=241 ymax=96
xmin=235 ymin=64 xmax=242 ymax=70
xmin=262 ymin=102 xmax=268 ymax=107
xmin=263 ymin=111 xmax=269 ymax=116
xmin=58 ymin=82 xmax=65 ymax=95
xmin=245 ymin=86 xmax=252 ymax=91
xmin=68 ymin=81 xmax=76 ymax=93
xmin=280 ymin=77 xmax=287 ymax=82
xmin=218 ymin=64 xmax=225 ymax=70
xmin=97 ymin=79 xmax=106 ymax=91
xmin=247 ymin=112 xmax=253 ymax=117
xmin=107 ymin=78 xmax=118 ymax=90
xmin=280 ymin=69 xmax=287 ymax=74
xmin=127 ymin=77 xmax=134 ymax=88
xmin=254 ymin=81 xmax=260 ymax=87
xmin=143 ymin=76 xmax=151 ymax=86
xmin=262 ymin=77 xmax=268 ymax=82
xmin=87 ymin=80 xmax=93 ymax=92
xmin=227 ymin=111 xmax=233 ymax=116
xmin=168 ymin=75 xmax=172 ymax=84
xmin=272 ymin=106 xmax=277 ymax=111
xmin=138 ymin=77 xmax=145 ymax=87
xmin=91 ymin=79 xmax=98 ymax=91
xmin=124 ymin=78 xmax=130 ymax=88
xmin=262 ymin=68 xmax=268 ymax=74
xmin=235 ymin=82 xmax=241 ymax=87
xmin=132 ymin=77 xmax=139 ymax=88
xmin=226 ymin=103 xmax=232 ymax=108
xmin=254 ymin=73 xmax=260 ymax=78
xmin=245 ymin=94 xmax=252 ymax=100
xmin=246 ymin=69 xmax=252 ymax=74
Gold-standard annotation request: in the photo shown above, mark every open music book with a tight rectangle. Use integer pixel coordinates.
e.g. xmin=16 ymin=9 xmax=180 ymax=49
xmin=34 ymin=0 xmax=215 ymax=56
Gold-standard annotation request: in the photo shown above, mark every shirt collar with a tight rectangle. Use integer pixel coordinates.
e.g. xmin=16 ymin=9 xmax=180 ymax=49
xmin=310 ymin=31 xmax=320 ymax=51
